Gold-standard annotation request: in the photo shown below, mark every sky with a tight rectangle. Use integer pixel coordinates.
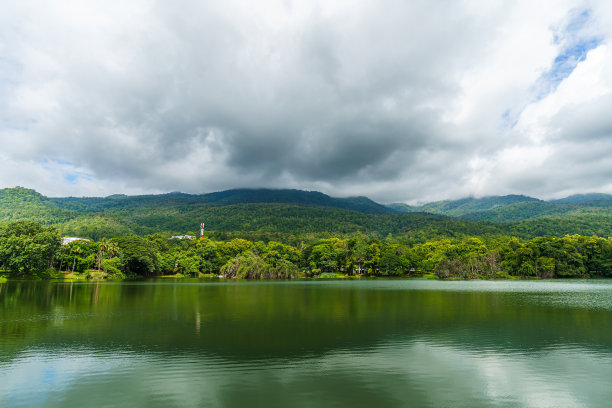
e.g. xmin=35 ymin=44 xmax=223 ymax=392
xmin=1 ymin=0 xmax=612 ymax=204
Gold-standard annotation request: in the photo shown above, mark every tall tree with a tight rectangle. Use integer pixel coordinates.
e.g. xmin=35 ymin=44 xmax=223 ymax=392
xmin=0 ymin=220 xmax=61 ymax=275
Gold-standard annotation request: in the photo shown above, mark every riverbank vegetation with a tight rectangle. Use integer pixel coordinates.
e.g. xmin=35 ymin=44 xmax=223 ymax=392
xmin=2 ymin=220 xmax=612 ymax=280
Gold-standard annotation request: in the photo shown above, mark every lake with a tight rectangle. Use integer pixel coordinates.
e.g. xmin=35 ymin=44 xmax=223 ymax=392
xmin=1 ymin=279 xmax=611 ymax=407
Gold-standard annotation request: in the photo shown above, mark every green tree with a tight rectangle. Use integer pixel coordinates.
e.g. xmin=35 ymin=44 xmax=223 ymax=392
xmin=71 ymin=245 xmax=82 ymax=273
xmin=115 ymin=236 xmax=160 ymax=276
xmin=0 ymin=220 xmax=61 ymax=275
xmin=97 ymin=239 xmax=118 ymax=272
xmin=221 ymin=251 xmax=270 ymax=279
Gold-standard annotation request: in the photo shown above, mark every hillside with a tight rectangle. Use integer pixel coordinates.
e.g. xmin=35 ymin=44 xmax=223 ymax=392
xmin=56 ymin=203 xmax=509 ymax=242
xmin=550 ymin=193 xmax=612 ymax=203
xmin=387 ymin=193 xmax=612 ymax=238
xmin=0 ymin=187 xmax=74 ymax=223
xmin=459 ymin=200 xmax=612 ymax=222
xmin=50 ymin=188 xmax=393 ymax=214
xmin=389 ymin=194 xmax=612 ymax=226
xmin=0 ymin=187 xmax=504 ymax=241
xmin=389 ymin=195 xmax=541 ymax=217
xmin=4 ymin=186 xmax=612 ymax=242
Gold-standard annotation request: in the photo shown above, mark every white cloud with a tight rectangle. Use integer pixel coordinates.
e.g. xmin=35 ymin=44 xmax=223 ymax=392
xmin=0 ymin=0 xmax=611 ymax=201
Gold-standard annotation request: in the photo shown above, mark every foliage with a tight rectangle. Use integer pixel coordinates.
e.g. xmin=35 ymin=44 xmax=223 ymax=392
xmin=114 ymin=236 xmax=160 ymax=276
xmin=0 ymin=220 xmax=61 ymax=275
xmin=56 ymin=240 xmax=99 ymax=273
xmin=9 ymin=187 xmax=612 ymax=242
xmin=101 ymin=257 xmax=123 ymax=277
xmin=220 ymin=250 xmax=298 ymax=279
xmin=390 ymin=195 xmax=541 ymax=217
xmin=4 ymin=187 xmax=612 ymax=280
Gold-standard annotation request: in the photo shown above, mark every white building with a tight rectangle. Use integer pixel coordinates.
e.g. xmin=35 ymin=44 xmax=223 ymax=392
xmin=61 ymin=237 xmax=91 ymax=245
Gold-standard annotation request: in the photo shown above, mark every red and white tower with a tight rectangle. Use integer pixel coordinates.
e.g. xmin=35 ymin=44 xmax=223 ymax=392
xmin=200 ymin=222 xmax=204 ymax=238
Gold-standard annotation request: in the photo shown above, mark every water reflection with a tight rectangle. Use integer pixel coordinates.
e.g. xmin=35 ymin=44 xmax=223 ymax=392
xmin=1 ymin=341 xmax=610 ymax=408
xmin=1 ymin=280 xmax=612 ymax=407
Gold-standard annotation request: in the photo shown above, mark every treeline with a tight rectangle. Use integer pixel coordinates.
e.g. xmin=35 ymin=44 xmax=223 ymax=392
xmin=8 ymin=187 xmax=612 ymax=241
xmin=57 ymin=204 xmax=507 ymax=241
xmin=2 ymin=220 xmax=612 ymax=279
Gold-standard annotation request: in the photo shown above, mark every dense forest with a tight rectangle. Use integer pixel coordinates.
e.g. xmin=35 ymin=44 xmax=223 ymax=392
xmin=3 ymin=186 xmax=612 ymax=280
xmin=389 ymin=193 xmax=612 ymax=223
xmin=6 ymin=186 xmax=612 ymax=241
xmin=1 ymin=219 xmax=612 ymax=280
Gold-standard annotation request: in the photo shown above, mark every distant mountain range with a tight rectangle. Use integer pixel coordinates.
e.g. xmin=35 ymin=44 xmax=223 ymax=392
xmin=387 ymin=193 xmax=612 ymax=222
xmin=49 ymin=188 xmax=393 ymax=214
xmin=3 ymin=186 xmax=612 ymax=240
xmin=0 ymin=186 xmax=436 ymax=240
xmin=387 ymin=195 xmax=541 ymax=217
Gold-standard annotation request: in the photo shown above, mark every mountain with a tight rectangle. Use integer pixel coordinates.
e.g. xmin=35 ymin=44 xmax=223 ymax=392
xmin=4 ymin=186 xmax=612 ymax=241
xmin=388 ymin=195 xmax=541 ymax=217
xmin=459 ymin=201 xmax=560 ymax=222
xmin=49 ymin=188 xmax=393 ymax=215
xmin=385 ymin=193 xmax=612 ymax=238
xmin=386 ymin=203 xmax=416 ymax=212
xmin=190 ymin=188 xmax=393 ymax=214
xmin=3 ymin=186 xmax=503 ymax=241
xmin=550 ymin=193 xmax=612 ymax=203
xmin=0 ymin=187 xmax=72 ymax=223
xmin=388 ymin=193 xmax=612 ymax=222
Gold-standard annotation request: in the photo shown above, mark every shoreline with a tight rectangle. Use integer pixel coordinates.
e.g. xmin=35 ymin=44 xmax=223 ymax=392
xmin=2 ymin=272 xmax=608 ymax=283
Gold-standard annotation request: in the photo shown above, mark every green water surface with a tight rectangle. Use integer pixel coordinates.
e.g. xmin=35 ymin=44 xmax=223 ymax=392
xmin=1 ymin=279 xmax=611 ymax=407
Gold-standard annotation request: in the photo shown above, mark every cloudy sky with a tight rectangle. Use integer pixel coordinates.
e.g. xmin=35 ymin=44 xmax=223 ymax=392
xmin=1 ymin=0 xmax=612 ymax=203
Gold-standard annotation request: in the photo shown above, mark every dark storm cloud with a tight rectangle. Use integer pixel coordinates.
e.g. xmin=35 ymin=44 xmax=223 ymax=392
xmin=1 ymin=0 xmax=612 ymax=202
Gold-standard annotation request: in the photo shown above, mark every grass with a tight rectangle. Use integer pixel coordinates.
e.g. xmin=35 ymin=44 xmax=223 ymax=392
xmin=159 ymin=272 xmax=220 ymax=278
xmin=2 ymin=268 xmax=127 ymax=281
xmin=60 ymin=273 xmax=86 ymax=280
xmin=317 ymin=272 xmax=353 ymax=279
xmin=159 ymin=273 xmax=186 ymax=278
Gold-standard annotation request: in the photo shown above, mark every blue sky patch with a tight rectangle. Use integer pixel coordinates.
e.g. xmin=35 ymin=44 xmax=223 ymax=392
xmin=501 ymin=109 xmax=519 ymax=130
xmin=41 ymin=158 xmax=93 ymax=184
xmin=62 ymin=171 xmax=93 ymax=184
xmin=44 ymin=158 xmax=75 ymax=166
xmin=63 ymin=173 xmax=79 ymax=184
xmin=535 ymin=9 xmax=602 ymax=99
xmin=502 ymin=9 xmax=603 ymax=128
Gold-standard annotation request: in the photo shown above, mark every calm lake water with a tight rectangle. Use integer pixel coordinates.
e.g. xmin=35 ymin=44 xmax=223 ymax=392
xmin=1 ymin=279 xmax=611 ymax=407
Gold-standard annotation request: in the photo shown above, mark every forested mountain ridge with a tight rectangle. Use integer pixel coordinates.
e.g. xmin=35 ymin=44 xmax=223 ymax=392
xmin=0 ymin=187 xmax=73 ymax=223
xmin=4 ymin=186 xmax=612 ymax=242
xmin=550 ymin=193 xmax=612 ymax=203
xmin=3 ymin=187 xmax=500 ymax=241
xmin=459 ymin=200 xmax=612 ymax=222
xmin=388 ymin=195 xmax=542 ymax=216
xmin=388 ymin=194 xmax=612 ymax=223
xmin=50 ymin=188 xmax=393 ymax=214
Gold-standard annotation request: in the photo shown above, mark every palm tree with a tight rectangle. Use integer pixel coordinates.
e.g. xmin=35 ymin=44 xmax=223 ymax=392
xmin=97 ymin=239 xmax=118 ymax=272
xmin=71 ymin=246 xmax=82 ymax=273
xmin=58 ymin=245 xmax=67 ymax=272
xmin=97 ymin=239 xmax=108 ymax=272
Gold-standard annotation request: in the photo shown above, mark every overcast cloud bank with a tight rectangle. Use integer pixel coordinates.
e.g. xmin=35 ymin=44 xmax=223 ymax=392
xmin=1 ymin=0 xmax=612 ymax=203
